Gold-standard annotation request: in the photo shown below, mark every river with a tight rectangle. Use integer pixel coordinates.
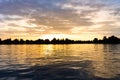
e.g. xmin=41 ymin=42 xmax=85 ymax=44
xmin=0 ymin=44 xmax=120 ymax=80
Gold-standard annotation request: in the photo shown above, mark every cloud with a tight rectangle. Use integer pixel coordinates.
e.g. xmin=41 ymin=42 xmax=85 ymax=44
xmin=0 ymin=0 xmax=120 ymax=40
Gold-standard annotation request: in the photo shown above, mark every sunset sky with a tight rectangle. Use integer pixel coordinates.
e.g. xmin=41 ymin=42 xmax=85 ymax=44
xmin=0 ymin=0 xmax=120 ymax=40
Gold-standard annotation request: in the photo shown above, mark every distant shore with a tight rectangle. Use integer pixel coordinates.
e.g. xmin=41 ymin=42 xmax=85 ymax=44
xmin=0 ymin=35 xmax=120 ymax=44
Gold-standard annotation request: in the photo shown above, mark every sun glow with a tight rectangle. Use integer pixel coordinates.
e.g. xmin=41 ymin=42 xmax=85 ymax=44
xmin=41 ymin=34 xmax=69 ymax=40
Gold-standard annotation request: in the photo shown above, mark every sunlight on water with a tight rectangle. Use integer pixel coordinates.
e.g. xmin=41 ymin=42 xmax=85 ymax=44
xmin=0 ymin=44 xmax=120 ymax=80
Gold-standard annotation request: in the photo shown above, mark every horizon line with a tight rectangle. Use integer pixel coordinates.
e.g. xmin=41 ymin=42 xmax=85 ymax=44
xmin=0 ymin=35 xmax=119 ymax=41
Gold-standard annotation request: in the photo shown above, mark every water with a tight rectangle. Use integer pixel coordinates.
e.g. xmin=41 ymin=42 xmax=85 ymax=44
xmin=0 ymin=44 xmax=120 ymax=80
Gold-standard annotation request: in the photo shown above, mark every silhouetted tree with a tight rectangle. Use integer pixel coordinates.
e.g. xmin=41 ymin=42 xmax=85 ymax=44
xmin=35 ymin=39 xmax=44 ymax=44
xmin=103 ymin=36 xmax=108 ymax=43
xmin=0 ymin=35 xmax=119 ymax=44
xmin=65 ymin=38 xmax=71 ymax=44
xmin=108 ymin=35 xmax=119 ymax=43
xmin=75 ymin=40 xmax=82 ymax=44
xmin=93 ymin=38 xmax=98 ymax=43
xmin=26 ymin=40 xmax=31 ymax=44
xmin=0 ymin=38 xmax=1 ymax=44
xmin=51 ymin=38 xmax=57 ymax=44
xmin=44 ymin=39 xmax=50 ymax=44
xmin=58 ymin=39 xmax=63 ymax=44
xmin=2 ymin=38 xmax=12 ymax=44
xmin=13 ymin=39 xmax=19 ymax=44
xmin=20 ymin=39 xmax=25 ymax=44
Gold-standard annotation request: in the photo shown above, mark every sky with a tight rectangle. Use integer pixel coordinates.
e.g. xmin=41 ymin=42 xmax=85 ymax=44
xmin=0 ymin=0 xmax=120 ymax=40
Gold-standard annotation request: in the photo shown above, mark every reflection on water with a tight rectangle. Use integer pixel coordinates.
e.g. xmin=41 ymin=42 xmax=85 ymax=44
xmin=0 ymin=44 xmax=120 ymax=80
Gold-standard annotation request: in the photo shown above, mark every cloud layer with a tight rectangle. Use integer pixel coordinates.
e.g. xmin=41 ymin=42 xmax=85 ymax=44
xmin=0 ymin=0 xmax=120 ymax=40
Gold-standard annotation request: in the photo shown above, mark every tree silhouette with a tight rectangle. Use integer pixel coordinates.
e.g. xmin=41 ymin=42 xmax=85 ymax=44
xmin=93 ymin=38 xmax=98 ymax=43
xmin=0 ymin=35 xmax=120 ymax=44
xmin=103 ymin=36 xmax=107 ymax=43
xmin=108 ymin=35 xmax=120 ymax=43
xmin=44 ymin=39 xmax=50 ymax=44
xmin=51 ymin=38 xmax=57 ymax=44
xmin=20 ymin=39 xmax=25 ymax=44
xmin=35 ymin=39 xmax=44 ymax=44
xmin=0 ymin=38 xmax=1 ymax=44
xmin=13 ymin=39 xmax=19 ymax=44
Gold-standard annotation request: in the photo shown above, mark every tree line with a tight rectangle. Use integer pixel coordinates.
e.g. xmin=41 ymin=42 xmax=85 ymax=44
xmin=0 ymin=35 xmax=120 ymax=44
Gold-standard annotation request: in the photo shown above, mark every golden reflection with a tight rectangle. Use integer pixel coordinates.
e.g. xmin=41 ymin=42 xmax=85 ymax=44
xmin=90 ymin=44 xmax=118 ymax=78
xmin=0 ymin=44 xmax=119 ymax=78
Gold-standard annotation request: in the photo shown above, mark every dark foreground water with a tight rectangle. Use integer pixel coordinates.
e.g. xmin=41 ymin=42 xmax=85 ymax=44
xmin=0 ymin=44 xmax=120 ymax=80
